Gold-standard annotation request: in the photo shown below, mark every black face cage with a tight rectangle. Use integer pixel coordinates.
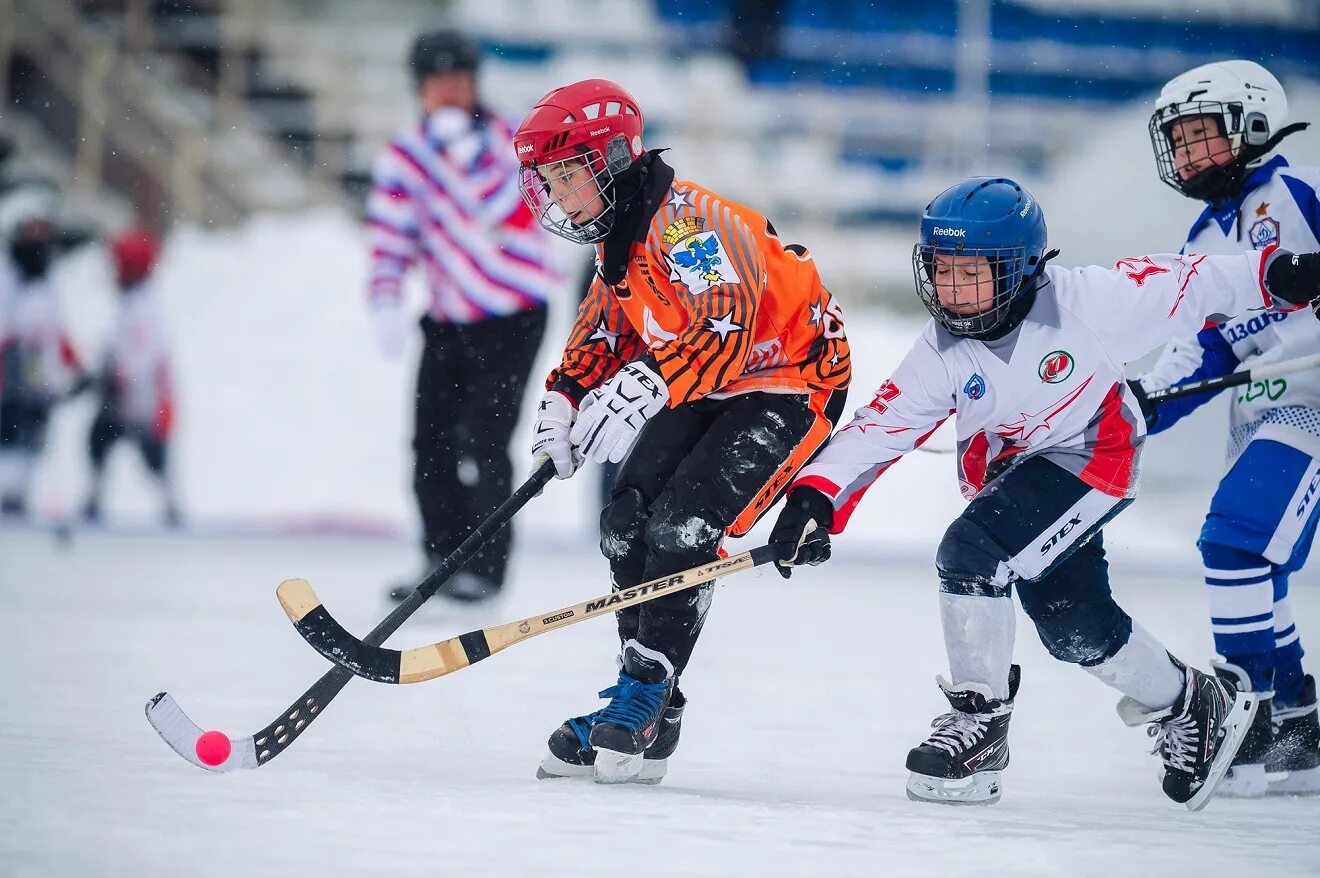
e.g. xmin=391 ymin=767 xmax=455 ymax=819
xmin=1148 ymin=100 xmax=1261 ymax=202
xmin=517 ymin=135 xmax=635 ymax=245
xmin=912 ymin=244 xmax=1031 ymax=338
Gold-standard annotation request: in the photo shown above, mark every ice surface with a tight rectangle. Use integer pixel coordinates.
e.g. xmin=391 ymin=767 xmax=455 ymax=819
xmin=2 ymin=528 xmax=1316 ymax=876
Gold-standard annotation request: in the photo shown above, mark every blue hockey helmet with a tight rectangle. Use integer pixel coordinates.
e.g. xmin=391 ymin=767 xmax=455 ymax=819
xmin=913 ymin=177 xmax=1052 ymax=339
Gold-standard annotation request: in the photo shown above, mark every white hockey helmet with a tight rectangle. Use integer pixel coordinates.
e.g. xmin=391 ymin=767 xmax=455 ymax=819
xmin=1149 ymin=60 xmax=1296 ymax=202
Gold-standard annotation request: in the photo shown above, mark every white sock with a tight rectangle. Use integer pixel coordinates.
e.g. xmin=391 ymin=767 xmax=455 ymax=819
xmin=940 ymin=592 xmax=1016 ymax=700
xmin=1083 ymin=622 xmax=1184 ymax=710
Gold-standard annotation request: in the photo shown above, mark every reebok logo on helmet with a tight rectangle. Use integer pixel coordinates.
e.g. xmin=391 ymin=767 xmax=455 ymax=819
xmin=933 ymin=227 xmax=966 ymax=237
xmin=589 ymin=127 xmax=612 ymax=137
xmin=517 ymin=143 xmax=534 ymax=155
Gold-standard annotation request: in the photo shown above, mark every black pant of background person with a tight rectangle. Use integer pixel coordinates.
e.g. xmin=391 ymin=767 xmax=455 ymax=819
xmin=413 ymin=306 xmax=547 ymax=597
xmin=85 ymin=403 xmax=177 ymax=525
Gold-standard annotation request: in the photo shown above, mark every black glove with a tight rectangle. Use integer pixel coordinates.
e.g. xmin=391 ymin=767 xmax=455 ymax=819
xmin=1264 ymin=250 xmax=1320 ymax=307
xmin=1126 ymin=379 xmax=1158 ymax=429
xmin=768 ymin=487 xmax=834 ymax=579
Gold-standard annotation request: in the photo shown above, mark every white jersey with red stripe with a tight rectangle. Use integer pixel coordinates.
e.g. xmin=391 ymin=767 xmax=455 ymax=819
xmin=0 ymin=260 xmax=81 ymax=401
xmin=103 ymin=280 xmax=173 ymax=434
xmin=366 ymin=108 xmax=559 ymax=323
xmin=792 ymin=249 xmax=1282 ymax=531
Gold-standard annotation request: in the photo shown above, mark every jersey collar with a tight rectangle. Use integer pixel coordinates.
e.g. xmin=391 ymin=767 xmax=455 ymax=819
xmin=1187 ymin=154 xmax=1290 ymax=239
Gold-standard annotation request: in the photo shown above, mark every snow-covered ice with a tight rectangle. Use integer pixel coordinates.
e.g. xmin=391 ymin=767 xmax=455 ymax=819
xmin=2 ymin=523 xmax=1317 ymax=877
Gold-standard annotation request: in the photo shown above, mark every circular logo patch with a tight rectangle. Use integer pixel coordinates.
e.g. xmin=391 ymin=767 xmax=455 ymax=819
xmin=1039 ymin=350 xmax=1074 ymax=384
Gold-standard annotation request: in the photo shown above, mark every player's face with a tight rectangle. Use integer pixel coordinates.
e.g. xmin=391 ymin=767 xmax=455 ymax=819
xmin=933 ymin=253 xmax=996 ymax=315
xmin=541 ymin=158 xmax=606 ymax=224
xmin=1169 ymin=116 xmax=1235 ymax=181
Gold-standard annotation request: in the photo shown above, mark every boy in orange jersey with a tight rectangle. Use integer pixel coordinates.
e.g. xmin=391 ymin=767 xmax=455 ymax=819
xmin=516 ymin=79 xmax=851 ymax=784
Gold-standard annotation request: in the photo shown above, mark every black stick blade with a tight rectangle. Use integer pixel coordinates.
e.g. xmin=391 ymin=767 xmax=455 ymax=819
xmin=277 ymin=579 xmax=403 ymax=684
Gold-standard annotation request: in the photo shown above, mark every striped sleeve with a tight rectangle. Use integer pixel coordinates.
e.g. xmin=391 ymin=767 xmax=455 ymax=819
xmin=546 ymin=275 xmax=645 ymax=402
xmin=650 ymin=200 xmax=765 ymax=403
xmin=365 ymin=138 xmax=423 ymax=303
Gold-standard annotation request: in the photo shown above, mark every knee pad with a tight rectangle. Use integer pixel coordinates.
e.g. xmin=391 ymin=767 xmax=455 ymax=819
xmin=1017 ymin=579 xmax=1131 ymax=666
xmin=936 ymin=515 xmax=1013 ymax=598
xmin=601 ymin=487 xmax=649 ymax=566
xmin=644 ymin=494 xmax=722 ymax=565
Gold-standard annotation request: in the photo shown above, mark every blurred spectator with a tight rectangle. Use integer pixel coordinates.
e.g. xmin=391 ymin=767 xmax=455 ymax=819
xmin=0 ymin=213 xmax=88 ymax=517
xmin=83 ymin=227 xmax=179 ymax=527
xmin=368 ymin=29 xmax=558 ymax=604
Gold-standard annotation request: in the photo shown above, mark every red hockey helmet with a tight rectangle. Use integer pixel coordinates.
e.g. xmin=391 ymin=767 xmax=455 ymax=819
xmin=514 ymin=79 xmax=645 ymax=244
xmin=110 ymin=226 xmax=160 ymax=286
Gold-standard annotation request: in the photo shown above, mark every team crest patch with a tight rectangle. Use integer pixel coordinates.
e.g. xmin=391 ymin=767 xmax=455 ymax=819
xmin=1249 ymin=216 xmax=1280 ymax=250
xmin=663 ymin=216 xmax=706 ymax=245
xmin=963 ymin=373 xmax=986 ymax=400
xmin=1038 ymin=350 xmax=1074 ymax=384
xmin=669 ymin=231 xmax=740 ymax=293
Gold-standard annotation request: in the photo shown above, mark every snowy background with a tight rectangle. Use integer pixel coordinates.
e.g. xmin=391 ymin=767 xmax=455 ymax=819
xmin=4 ymin=2 xmax=1320 ymax=873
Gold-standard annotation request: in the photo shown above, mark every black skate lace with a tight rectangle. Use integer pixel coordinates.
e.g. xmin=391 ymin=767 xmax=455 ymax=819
xmin=926 ymin=710 xmax=988 ymax=755
xmin=1148 ymin=712 xmax=1198 ymax=772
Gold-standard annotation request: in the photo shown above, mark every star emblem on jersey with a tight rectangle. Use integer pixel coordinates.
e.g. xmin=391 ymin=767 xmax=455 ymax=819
xmin=808 ymin=302 xmax=823 ymax=325
xmin=666 ymin=188 xmax=692 ymax=211
xmin=589 ymin=319 xmax=620 ymax=353
xmin=1038 ymin=350 xmax=1074 ymax=384
xmin=995 ymin=375 xmax=1093 ymax=443
xmin=705 ymin=311 xmax=745 ymax=340
xmin=1255 ymin=201 xmax=1270 ymax=218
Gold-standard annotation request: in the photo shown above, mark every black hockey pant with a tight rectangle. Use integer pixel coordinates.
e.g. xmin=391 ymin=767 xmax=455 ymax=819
xmin=602 ymin=389 xmax=846 ymax=675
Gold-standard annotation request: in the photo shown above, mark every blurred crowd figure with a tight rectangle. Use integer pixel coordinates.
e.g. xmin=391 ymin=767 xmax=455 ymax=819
xmin=0 ymin=210 xmax=87 ymax=517
xmin=366 ymin=29 xmax=557 ymax=604
xmin=83 ymin=227 xmax=179 ymax=527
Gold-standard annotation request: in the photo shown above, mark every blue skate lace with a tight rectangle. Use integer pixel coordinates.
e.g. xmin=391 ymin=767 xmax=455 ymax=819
xmin=595 ymin=674 xmax=669 ymax=732
xmin=567 ymin=711 xmax=603 ymax=752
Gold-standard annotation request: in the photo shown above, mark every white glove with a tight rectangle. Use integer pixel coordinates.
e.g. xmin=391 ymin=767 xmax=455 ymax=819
xmin=370 ymin=298 xmax=408 ymax=359
xmin=532 ymin=391 xmax=582 ymax=479
xmin=570 ymin=361 xmax=669 ymax=465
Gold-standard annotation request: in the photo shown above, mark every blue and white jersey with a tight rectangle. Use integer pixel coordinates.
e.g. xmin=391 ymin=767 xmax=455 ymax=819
xmin=1140 ymin=154 xmax=1320 ymax=465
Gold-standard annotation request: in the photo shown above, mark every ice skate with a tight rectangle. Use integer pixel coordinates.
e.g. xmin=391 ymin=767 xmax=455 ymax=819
xmin=906 ymin=665 xmax=1020 ymax=806
xmin=1118 ymin=658 xmax=1257 ymax=810
xmin=1212 ymin=659 xmax=1273 ymax=797
xmin=1266 ymin=674 xmax=1320 ymax=795
xmin=536 ymin=690 xmax=684 ymax=785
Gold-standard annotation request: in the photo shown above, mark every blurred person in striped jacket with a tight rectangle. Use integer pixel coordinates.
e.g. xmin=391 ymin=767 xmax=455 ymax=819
xmin=82 ymin=227 xmax=179 ymax=527
xmin=368 ymin=29 xmax=558 ymax=604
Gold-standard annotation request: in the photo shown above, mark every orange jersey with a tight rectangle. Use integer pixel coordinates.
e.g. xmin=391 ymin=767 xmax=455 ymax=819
xmin=547 ymin=177 xmax=851 ymax=405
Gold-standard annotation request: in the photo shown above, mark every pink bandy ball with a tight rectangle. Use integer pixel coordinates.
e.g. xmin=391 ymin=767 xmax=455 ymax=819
xmin=195 ymin=730 xmax=232 ymax=766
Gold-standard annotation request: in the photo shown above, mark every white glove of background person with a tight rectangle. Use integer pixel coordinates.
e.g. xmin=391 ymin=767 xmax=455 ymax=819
xmin=370 ymin=298 xmax=408 ymax=359
xmin=532 ymin=391 xmax=582 ymax=479
xmin=570 ymin=362 xmax=669 ymax=465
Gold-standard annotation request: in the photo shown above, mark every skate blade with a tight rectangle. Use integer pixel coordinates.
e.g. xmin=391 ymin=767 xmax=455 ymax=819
xmin=1185 ymin=692 xmax=1258 ymax=812
xmin=1215 ymin=764 xmax=1269 ymax=798
xmin=593 ymin=748 xmax=644 ymax=784
xmin=536 ymin=751 xmax=594 ymax=781
xmin=1266 ymin=766 xmax=1320 ymax=796
xmin=905 ymin=770 xmax=1002 ymax=805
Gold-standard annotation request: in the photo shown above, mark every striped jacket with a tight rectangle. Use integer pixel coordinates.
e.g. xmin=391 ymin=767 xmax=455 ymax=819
xmin=366 ymin=109 xmax=558 ymax=323
xmin=548 ymin=175 xmax=851 ymax=405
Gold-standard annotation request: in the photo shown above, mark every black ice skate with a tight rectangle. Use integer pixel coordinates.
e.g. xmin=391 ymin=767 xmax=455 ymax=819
xmin=1118 ymin=657 xmax=1257 ymax=811
xmin=906 ymin=665 xmax=1021 ymax=805
xmin=536 ymin=689 xmax=685 ymax=785
xmin=1212 ymin=659 xmax=1274 ymax=798
xmin=1266 ymin=674 xmax=1320 ymax=796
